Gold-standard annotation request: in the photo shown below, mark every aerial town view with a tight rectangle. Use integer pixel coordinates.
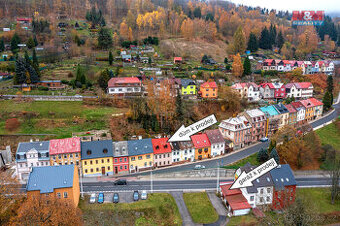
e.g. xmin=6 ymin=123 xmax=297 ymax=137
xmin=0 ymin=0 xmax=339 ymax=225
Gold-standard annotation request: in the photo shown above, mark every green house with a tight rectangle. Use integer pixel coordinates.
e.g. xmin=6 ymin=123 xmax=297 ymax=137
xmin=181 ymin=79 xmax=196 ymax=95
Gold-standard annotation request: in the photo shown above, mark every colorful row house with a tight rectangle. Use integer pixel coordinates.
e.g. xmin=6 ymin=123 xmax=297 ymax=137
xmin=205 ymin=129 xmax=225 ymax=157
xmin=259 ymin=106 xmax=280 ymax=137
xmin=49 ymin=137 xmax=81 ymax=167
xmin=199 ymin=81 xmax=218 ymax=98
xmin=152 ymin=138 xmax=172 ymax=168
xmin=112 ymin=141 xmax=129 ymax=174
xmin=128 ymin=138 xmax=154 ymax=173
xmin=81 ymin=140 xmax=114 ymax=177
xmin=244 ymin=109 xmax=266 ymax=142
xmin=171 ymin=141 xmax=195 ymax=163
xmin=191 ymin=133 xmax=212 ymax=160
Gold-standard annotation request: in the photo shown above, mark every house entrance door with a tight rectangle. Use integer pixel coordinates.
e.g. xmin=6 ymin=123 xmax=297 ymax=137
xmin=101 ymin=167 xmax=105 ymax=175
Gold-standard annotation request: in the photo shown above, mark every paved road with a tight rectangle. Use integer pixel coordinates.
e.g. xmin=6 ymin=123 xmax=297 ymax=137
xmin=130 ymin=94 xmax=340 ymax=176
xmin=75 ymin=177 xmax=334 ymax=193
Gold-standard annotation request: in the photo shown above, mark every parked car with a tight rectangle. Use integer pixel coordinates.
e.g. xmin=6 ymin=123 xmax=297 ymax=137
xmin=114 ymin=179 xmax=127 ymax=185
xmin=98 ymin=193 xmax=104 ymax=204
xmin=89 ymin=193 xmax=96 ymax=203
xmin=113 ymin=193 xmax=119 ymax=203
xmin=260 ymin=137 xmax=269 ymax=142
xmin=133 ymin=191 xmax=139 ymax=201
xmin=141 ymin=190 xmax=147 ymax=200
xmin=194 ymin=165 xmax=206 ymax=170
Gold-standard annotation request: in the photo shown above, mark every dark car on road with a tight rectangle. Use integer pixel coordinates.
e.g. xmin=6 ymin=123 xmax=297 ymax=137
xmin=133 ymin=191 xmax=139 ymax=201
xmin=114 ymin=179 xmax=127 ymax=185
xmin=113 ymin=193 xmax=119 ymax=203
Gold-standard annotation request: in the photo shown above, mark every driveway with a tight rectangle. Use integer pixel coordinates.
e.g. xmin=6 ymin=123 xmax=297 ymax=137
xmin=204 ymin=192 xmax=228 ymax=226
xmin=171 ymin=191 xmax=201 ymax=226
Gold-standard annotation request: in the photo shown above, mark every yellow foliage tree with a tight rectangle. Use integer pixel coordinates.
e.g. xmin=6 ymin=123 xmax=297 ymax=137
xmin=232 ymin=53 xmax=243 ymax=77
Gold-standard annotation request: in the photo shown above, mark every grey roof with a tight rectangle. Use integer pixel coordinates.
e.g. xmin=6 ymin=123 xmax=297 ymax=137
xmin=240 ymin=163 xmax=274 ymax=193
xmin=270 ymin=164 xmax=297 ymax=190
xmin=170 ymin=141 xmax=193 ymax=151
xmin=205 ymin=129 xmax=224 ymax=144
xmin=112 ymin=141 xmax=128 ymax=157
xmin=16 ymin=141 xmax=50 ymax=154
xmin=26 ymin=165 xmax=75 ymax=193
xmin=81 ymin=140 xmax=114 ymax=160
xmin=274 ymin=104 xmax=289 ymax=114
xmin=127 ymin=138 xmax=153 ymax=156
xmin=181 ymin=79 xmax=195 ymax=88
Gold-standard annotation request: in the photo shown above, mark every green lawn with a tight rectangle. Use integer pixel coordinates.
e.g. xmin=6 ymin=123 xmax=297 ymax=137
xmin=223 ymin=153 xmax=259 ymax=169
xmin=79 ymin=193 xmax=182 ymax=226
xmin=227 ymin=213 xmax=258 ymax=226
xmin=316 ymin=122 xmax=340 ymax=150
xmin=297 ymin=188 xmax=340 ymax=213
xmin=0 ymin=100 xmax=126 ymax=138
xmin=183 ymin=192 xmax=219 ymax=224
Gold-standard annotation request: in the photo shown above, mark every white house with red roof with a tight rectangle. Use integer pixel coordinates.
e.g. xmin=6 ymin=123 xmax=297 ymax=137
xmin=49 ymin=137 xmax=81 ymax=167
xmin=285 ymin=82 xmax=313 ymax=99
xmin=259 ymin=83 xmax=275 ymax=99
xmin=220 ymin=182 xmax=252 ymax=216
xmin=107 ymin=77 xmax=142 ymax=95
xmin=231 ymin=83 xmax=260 ymax=101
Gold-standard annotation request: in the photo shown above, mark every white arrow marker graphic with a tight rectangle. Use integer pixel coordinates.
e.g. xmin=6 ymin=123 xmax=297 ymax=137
xmin=168 ymin=114 xmax=217 ymax=142
xmin=229 ymin=158 xmax=278 ymax=190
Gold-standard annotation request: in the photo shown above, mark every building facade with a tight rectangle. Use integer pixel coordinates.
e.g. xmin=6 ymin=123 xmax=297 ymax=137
xmin=205 ymin=129 xmax=225 ymax=157
xmin=107 ymin=77 xmax=142 ymax=95
xmin=191 ymin=134 xmax=211 ymax=160
xmin=200 ymin=81 xmax=218 ymax=98
xmin=170 ymin=141 xmax=195 ymax=163
xmin=81 ymin=140 xmax=114 ymax=177
xmin=26 ymin=165 xmax=80 ymax=207
xmin=181 ymin=79 xmax=196 ymax=95
xmin=128 ymin=138 xmax=154 ymax=173
xmin=151 ymin=138 xmax=172 ymax=168
xmin=273 ymin=104 xmax=290 ymax=127
xmin=244 ymin=109 xmax=266 ymax=142
xmin=112 ymin=141 xmax=129 ymax=174
xmin=16 ymin=141 xmax=50 ymax=181
xmin=49 ymin=138 xmax=81 ymax=167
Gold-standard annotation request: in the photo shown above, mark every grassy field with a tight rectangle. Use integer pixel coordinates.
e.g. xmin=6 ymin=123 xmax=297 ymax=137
xmin=316 ymin=121 xmax=340 ymax=150
xmin=227 ymin=213 xmax=258 ymax=226
xmin=79 ymin=193 xmax=182 ymax=226
xmin=223 ymin=153 xmax=259 ymax=169
xmin=0 ymin=100 xmax=126 ymax=138
xmin=183 ymin=192 xmax=219 ymax=224
xmin=297 ymin=188 xmax=340 ymax=213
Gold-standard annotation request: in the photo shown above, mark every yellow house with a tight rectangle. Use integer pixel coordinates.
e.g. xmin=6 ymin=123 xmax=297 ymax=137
xmin=81 ymin=140 xmax=114 ymax=177
xmin=181 ymin=79 xmax=196 ymax=95
xmin=128 ymin=138 xmax=154 ymax=173
xmin=300 ymin=99 xmax=315 ymax=122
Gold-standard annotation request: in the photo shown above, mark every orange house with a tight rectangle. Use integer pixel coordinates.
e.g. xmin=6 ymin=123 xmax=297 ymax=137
xmin=299 ymin=99 xmax=315 ymax=122
xmin=26 ymin=165 xmax=80 ymax=206
xmin=200 ymin=81 xmax=218 ymax=98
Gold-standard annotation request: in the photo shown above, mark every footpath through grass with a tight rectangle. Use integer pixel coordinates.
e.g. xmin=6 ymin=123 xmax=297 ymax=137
xmin=0 ymin=100 xmax=126 ymax=138
xmin=316 ymin=121 xmax=340 ymax=150
xmin=183 ymin=192 xmax=219 ymax=224
xmin=79 ymin=193 xmax=182 ymax=226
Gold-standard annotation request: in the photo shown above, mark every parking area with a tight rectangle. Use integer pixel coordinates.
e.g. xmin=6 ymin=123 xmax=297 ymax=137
xmin=89 ymin=191 xmax=144 ymax=204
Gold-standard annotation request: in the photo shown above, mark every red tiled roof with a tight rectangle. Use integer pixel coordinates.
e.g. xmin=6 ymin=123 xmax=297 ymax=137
xmin=291 ymin=101 xmax=304 ymax=109
xmin=261 ymin=83 xmax=275 ymax=89
xmin=296 ymin=82 xmax=312 ymax=89
xmin=285 ymin=104 xmax=297 ymax=113
xmin=174 ymin=57 xmax=182 ymax=61
xmin=201 ymin=81 xmax=217 ymax=88
xmin=220 ymin=183 xmax=242 ymax=197
xmin=226 ymin=194 xmax=252 ymax=210
xmin=191 ymin=134 xmax=211 ymax=149
xmin=108 ymin=77 xmax=141 ymax=87
xmin=300 ymin=99 xmax=315 ymax=108
xmin=49 ymin=137 xmax=81 ymax=155
xmin=308 ymin=98 xmax=323 ymax=106
xmin=151 ymin=138 xmax=172 ymax=154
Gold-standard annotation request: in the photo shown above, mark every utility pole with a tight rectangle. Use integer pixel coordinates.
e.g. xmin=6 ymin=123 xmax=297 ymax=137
xmin=151 ymin=169 xmax=153 ymax=193
xmin=79 ymin=168 xmax=84 ymax=199
xmin=216 ymin=160 xmax=220 ymax=192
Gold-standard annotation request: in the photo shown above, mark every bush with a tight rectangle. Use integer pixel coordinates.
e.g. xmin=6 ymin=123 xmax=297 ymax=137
xmin=67 ymin=72 xmax=74 ymax=78
xmin=5 ymin=118 xmax=20 ymax=131
xmin=38 ymin=86 xmax=49 ymax=91
xmin=61 ymin=80 xmax=69 ymax=84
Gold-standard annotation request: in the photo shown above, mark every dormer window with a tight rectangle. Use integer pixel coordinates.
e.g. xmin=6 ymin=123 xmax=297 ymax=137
xmin=103 ymin=148 xmax=108 ymax=154
xmin=155 ymin=145 xmax=160 ymax=150
xmin=87 ymin=150 xmax=92 ymax=155
xmin=16 ymin=154 xmax=20 ymax=159
xmin=164 ymin=144 xmax=168 ymax=149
